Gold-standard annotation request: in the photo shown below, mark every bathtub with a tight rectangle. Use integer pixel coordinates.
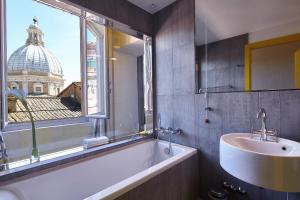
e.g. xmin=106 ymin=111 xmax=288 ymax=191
xmin=0 ymin=139 xmax=196 ymax=200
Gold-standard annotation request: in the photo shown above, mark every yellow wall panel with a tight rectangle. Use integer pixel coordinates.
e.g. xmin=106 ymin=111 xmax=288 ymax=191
xmin=295 ymin=50 xmax=300 ymax=88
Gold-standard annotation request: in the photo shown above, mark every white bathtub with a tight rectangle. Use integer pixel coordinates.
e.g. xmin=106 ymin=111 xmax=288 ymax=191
xmin=0 ymin=139 xmax=196 ymax=200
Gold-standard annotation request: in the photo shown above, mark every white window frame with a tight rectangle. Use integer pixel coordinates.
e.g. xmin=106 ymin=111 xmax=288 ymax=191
xmin=0 ymin=0 xmax=109 ymax=131
xmin=0 ymin=0 xmax=150 ymax=132
xmin=85 ymin=20 xmax=109 ymax=119
xmin=0 ymin=0 xmax=7 ymax=130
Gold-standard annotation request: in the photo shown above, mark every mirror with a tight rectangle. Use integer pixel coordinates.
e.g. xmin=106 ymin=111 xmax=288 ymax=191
xmin=195 ymin=0 xmax=300 ymax=93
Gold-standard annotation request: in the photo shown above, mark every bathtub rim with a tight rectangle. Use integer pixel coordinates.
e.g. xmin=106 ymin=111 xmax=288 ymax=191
xmin=84 ymin=140 xmax=197 ymax=200
xmin=0 ymin=135 xmax=153 ymax=184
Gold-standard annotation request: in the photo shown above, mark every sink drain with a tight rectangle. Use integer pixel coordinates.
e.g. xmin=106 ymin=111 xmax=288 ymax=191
xmin=282 ymin=146 xmax=287 ymax=151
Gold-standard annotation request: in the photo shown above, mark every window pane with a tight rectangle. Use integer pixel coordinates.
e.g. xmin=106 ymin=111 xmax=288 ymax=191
xmin=86 ymin=20 xmax=107 ymax=116
xmin=85 ymin=26 xmax=153 ymax=140
xmin=6 ymin=0 xmax=81 ymax=123
xmin=107 ymin=29 xmax=149 ymax=139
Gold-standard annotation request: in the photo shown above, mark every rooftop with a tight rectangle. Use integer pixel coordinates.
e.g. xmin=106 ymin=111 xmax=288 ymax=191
xmin=8 ymin=96 xmax=81 ymax=122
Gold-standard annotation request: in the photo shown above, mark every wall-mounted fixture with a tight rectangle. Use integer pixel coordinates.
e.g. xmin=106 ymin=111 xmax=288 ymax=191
xmin=220 ymin=132 xmax=300 ymax=192
xmin=203 ymin=92 xmax=212 ymax=124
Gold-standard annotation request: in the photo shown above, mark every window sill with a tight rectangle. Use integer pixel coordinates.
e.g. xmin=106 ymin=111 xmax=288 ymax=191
xmin=3 ymin=117 xmax=89 ymax=132
xmin=0 ymin=134 xmax=153 ymax=184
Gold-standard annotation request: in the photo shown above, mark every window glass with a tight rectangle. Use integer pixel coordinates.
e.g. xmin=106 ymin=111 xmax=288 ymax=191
xmin=35 ymin=87 xmax=42 ymax=93
xmin=106 ymin=29 xmax=150 ymax=139
xmin=1 ymin=0 xmax=153 ymax=164
xmin=3 ymin=0 xmax=153 ymax=140
xmin=6 ymin=0 xmax=81 ymax=123
xmin=86 ymin=20 xmax=107 ymax=116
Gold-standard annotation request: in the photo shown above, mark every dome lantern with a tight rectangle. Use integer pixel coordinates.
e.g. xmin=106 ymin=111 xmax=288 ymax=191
xmin=26 ymin=17 xmax=45 ymax=47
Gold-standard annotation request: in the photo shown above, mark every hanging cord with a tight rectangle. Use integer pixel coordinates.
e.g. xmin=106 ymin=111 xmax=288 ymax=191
xmin=205 ymin=92 xmax=208 ymax=119
xmin=203 ymin=10 xmax=210 ymax=124
xmin=204 ymin=92 xmax=212 ymax=124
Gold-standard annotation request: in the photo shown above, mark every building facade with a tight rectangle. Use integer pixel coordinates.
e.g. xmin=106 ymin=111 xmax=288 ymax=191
xmin=7 ymin=18 xmax=64 ymax=96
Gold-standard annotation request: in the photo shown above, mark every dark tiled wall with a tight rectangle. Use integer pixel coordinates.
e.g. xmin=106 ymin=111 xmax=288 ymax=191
xmin=154 ymin=0 xmax=196 ymax=148
xmin=154 ymin=0 xmax=300 ymax=200
xmin=116 ymin=154 xmax=199 ymax=200
xmin=195 ymin=91 xmax=300 ymax=200
xmin=68 ymin=0 xmax=153 ymax=36
xmin=153 ymin=0 xmax=200 ymax=198
xmin=196 ymin=34 xmax=248 ymax=92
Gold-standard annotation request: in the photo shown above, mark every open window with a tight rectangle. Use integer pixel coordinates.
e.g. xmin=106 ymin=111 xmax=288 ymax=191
xmin=85 ymin=15 xmax=109 ymax=118
xmin=1 ymin=0 xmax=110 ymax=126
xmin=1 ymin=0 xmax=153 ymax=142
xmin=33 ymin=83 xmax=43 ymax=94
xmin=4 ymin=0 xmax=82 ymax=124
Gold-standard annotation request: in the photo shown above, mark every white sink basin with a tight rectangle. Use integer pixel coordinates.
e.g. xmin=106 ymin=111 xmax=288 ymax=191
xmin=220 ymin=133 xmax=300 ymax=192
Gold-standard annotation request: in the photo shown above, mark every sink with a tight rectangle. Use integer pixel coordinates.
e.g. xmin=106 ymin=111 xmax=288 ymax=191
xmin=220 ymin=133 xmax=300 ymax=192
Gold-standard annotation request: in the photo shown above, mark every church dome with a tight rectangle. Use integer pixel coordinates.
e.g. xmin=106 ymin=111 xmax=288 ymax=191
xmin=8 ymin=18 xmax=63 ymax=76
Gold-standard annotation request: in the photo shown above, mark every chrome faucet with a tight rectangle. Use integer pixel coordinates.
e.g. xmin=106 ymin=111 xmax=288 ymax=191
xmin=0 ymin=131 xmax=9 ymax=171
xmin=256 ymin=108 xmax=267 ymax=141
xmin=253 ymin=108 xmax=278 ymax=142
xmin=157 ymin=113 xmax=182 ymax=154
xmin=158 ymin=127 xmax=182 ymax=154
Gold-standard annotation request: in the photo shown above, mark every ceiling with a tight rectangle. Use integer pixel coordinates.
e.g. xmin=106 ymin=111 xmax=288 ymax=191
xmin=128 ymin=0 xmax=300 ymax=44
xmin=128 ymin=0 xmax=176 ymax=14
xmin=195 ymin=0 xmax=300 ymax=45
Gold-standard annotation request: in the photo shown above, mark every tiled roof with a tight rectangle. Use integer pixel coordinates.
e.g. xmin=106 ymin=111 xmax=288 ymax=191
xmin=73 ymin=82 xmax=81 ymax=87
xmin=57 ymin=81 xmax=81 ymax=97
xmin=8 ymin=96 xmax=81 ymax=122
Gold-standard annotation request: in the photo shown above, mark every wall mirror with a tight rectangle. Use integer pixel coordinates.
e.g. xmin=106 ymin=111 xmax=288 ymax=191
xmin=195 ymin=0 xmax=300 ymax=93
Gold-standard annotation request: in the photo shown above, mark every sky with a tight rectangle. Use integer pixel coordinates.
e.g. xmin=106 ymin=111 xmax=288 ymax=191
xmin=7 ymin=0 xmax=81 ymax=87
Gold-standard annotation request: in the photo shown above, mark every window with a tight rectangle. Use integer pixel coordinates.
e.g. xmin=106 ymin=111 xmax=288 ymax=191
xmin=35 ymin=87 xmax=42 ymax=93
xmin=1 ymin=0 xmax=153 ymax=142
xmin=33 ymin=83 xmax=43 ymax=94
xmin=86 ymin=20 xmax=108 ymax=117
xmin=0 ymin=0 xmax=112 ymax=126
xmin=4 ymin=0 xmax=82 ymax=123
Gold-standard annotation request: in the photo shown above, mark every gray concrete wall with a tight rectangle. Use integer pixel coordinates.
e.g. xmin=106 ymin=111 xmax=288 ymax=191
xmin=195 ymin=91 xmax=300 ymax=200
xmin=197 ymin=34 xmax=248 ymax=92
xmin=154 ymin=0 xmax=300 ymax=199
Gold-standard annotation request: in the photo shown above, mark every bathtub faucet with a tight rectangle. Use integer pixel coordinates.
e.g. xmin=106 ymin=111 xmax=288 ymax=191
xmin=157 ymin=127 xmax=182 ymax=154
xmin=156 ymin=115 xmax=182 ymax=136
xmin=157 ymin=127 xmax=182 ymax=136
